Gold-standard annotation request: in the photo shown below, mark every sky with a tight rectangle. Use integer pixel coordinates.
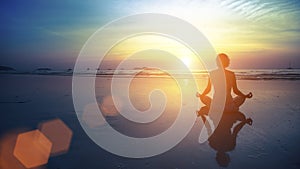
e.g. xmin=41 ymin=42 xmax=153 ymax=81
xmin=1 ymin=0 xmax=300 ymax=71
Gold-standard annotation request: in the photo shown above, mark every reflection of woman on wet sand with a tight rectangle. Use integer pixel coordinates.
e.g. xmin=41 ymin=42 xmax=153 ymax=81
xmin=196 ymin=53 xmax=253 ymax=112
xmin=198 ymin=106 xmax=253 ymax=167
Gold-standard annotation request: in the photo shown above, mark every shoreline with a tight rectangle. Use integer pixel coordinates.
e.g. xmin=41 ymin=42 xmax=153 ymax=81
xmin=1 ymin=72 xmax=300 ymax=81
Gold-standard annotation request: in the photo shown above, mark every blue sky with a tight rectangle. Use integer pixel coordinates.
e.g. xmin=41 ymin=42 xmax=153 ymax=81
xmin=1 ymin=0 xmax=300 ymax=70
xmin=1 ymin=0 xmax=125 ymax=70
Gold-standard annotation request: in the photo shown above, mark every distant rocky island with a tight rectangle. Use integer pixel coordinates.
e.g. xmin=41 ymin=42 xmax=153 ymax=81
xmin=0 ymin=66 xmax=74 ymax=75
xmin=32 ymin=68 xmax=73 ymax=75
xmin=134 ymin=67 xmax=170 ymax=76
xmin=32 ymin=68 xmax=52 ymax=74
xmin=0 ymin=65 xmax=16 ymax=72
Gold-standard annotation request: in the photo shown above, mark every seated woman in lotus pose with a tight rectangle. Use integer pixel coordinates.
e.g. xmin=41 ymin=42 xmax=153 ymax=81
xmin=196 ymin=53 xmax=252 ymax=112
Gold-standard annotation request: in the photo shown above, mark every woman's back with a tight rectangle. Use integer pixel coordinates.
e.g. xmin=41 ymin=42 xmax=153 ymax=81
xmin=224 ymin=69 xmax=235 ymax=102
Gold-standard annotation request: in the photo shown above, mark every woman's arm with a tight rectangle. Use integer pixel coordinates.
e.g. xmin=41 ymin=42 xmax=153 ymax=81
xmin=232 ymin=73 xmax=245 ymax=97
xmin=202 ymin=78 xmax=211 ymax=96
xmin=232 ymin=73 xmax=252 ymax=98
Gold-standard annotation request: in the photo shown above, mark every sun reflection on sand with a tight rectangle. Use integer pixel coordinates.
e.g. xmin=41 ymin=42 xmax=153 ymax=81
xmin=129 ymin=75 xmax=181 ymax=114
xmin=93 ymin=73 xmax=203 ymax=138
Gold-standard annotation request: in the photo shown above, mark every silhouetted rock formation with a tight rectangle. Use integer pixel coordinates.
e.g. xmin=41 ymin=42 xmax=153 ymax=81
xmin=0 ymin=66 xmax=16 ymax=71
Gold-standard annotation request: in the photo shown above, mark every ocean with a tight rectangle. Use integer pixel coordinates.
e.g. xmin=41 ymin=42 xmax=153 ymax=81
xmin=1 ymin=68 xmax=300 ymax=80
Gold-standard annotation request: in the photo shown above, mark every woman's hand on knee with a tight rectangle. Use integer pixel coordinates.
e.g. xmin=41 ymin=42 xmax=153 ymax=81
xmin=246 ymin=92 xmax=253 ymax=98
xmin=196 ymin=92 xmax=205 ymax=98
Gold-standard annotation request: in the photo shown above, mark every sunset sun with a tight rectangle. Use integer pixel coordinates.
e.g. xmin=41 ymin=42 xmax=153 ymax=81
xmin=181 ymin=57 xmax=191 ymax=67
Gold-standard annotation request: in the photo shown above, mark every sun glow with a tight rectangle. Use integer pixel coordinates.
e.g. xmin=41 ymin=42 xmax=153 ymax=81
xmin=181 ymin=57 xmax=191 ymax=67
xmin=104 ymin=34 xmax=206 ymax=70
xmin=127 ymin=0 xmax=298 ymax=66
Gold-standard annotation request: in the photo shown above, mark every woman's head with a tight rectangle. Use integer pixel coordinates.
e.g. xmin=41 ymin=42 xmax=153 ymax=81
xmin=216 ymin=53 xmax=230 ymax=68
xmin=216 ymin=151 xmax=230 ymax=167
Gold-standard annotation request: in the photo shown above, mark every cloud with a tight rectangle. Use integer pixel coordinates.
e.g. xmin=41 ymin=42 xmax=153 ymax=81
xmin=1 ymin=0 xmax=299 ymax=69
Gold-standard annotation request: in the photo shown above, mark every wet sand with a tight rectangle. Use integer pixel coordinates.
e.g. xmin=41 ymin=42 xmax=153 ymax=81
xmin=0 ymin=74 xmax=299 ymax=169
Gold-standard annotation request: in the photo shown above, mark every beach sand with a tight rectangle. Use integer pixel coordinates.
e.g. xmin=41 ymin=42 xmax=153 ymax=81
xmin=0 ymin=74 xmax=299 ymax=169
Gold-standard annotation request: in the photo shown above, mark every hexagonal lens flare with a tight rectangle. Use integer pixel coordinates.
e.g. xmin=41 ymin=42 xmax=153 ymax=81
xmin=13 ymin=130 xmax=52 ymax=168
xmin=39 ymin=119 xmax=73 ymax=156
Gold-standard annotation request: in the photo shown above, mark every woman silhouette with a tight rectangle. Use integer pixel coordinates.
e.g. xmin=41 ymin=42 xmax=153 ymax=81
xmin=197 ymin=53 xmax=253 ymax=112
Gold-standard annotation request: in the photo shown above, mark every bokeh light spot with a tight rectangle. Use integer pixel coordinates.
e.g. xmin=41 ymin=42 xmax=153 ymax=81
xmin=39 ymin=119 xmax=73 ymax=156
xmin=83 ymin=103 xmax=106 ymax=128
xmin=13 ymin=130 xmax=52 ymax=168
xmin=100 ymin=95 xmax=121 ymax=117
xmin=0 ymin=129 xmax=31 ymax=169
